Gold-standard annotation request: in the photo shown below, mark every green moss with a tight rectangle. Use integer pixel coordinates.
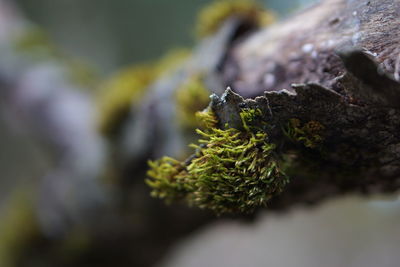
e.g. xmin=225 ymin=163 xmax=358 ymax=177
xmin=97 ymin=63 xmax=156 ymax=135
xmin=147 ymin=108 xmax=288 ymax=214
xmin=196 ymin=0 xmax=276 ymax=38
xmin=147 ymin=157 xmax=189 ymax=203
xmin=14 ymin=28 xmax=98 ymax=88
xmin=0 ymin=188 xmax=40 ymax=267
xmin=283 ymin=118 xmax=325 ymax=149
xmin=97 ymin=48 xmax=190 ymax=135
xmin=195 ymin=108 xmax=219 ymax=129
xmin=175 ymin=75 xmax=212 ymax=130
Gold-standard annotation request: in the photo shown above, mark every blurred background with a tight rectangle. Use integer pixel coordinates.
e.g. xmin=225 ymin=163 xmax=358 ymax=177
xmin=14 ymin=0 xmax=314 ymax=73
xmin=1 ymin=0 xmax=400 ymax=266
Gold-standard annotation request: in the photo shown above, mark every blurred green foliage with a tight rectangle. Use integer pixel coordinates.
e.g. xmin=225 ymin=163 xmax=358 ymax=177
xmin=15 ymin=0 xmax=316 ymax=73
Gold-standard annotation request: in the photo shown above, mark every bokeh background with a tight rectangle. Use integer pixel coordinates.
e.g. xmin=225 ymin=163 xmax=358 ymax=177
xmin=14 ymin=0 xmax=315 ymax=73
xmin=1 ymin=0 xmax=400 ymax=266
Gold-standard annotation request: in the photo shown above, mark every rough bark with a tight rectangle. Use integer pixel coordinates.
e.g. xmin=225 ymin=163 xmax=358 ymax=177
xmin=1 ymin=0 xmax=400 ymax=266
xmin=222 ymin=0 xmax=400 ymax=98
xmin=131 ymin=0 xmax=400 ymax=213
xmin=212 ymin=0 xmax=400 ymax=208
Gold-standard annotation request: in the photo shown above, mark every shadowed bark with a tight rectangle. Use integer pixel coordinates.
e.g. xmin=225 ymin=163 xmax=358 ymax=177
xmin=1 ymin=0 xmax=400 ymax=266
xmin=211 ymin=0 xmax=400 ymax=208
xmin=136 ymin=0 xmax=400 ymax=214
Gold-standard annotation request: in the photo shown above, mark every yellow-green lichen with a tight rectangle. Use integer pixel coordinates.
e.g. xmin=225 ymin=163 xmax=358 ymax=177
xmin=97 ymin=48 xmax=190 ymax=135
xmin=175 ymin=75 xmax=212 ymax=130
xmin=283 ymin=118 xmax=325 ymax=148
xmin=196 ymin=0 xmax=275 ymax=38
xmin=147 ymin=108 xmax=288 ymax=214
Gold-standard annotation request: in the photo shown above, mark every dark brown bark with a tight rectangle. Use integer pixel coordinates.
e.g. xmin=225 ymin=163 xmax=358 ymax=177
xmin=207 ymin=0 xmax=400 ymax=209
xmin=221 ymin=0 xmax=400 ymax=99
xmin=131 ymin=0 xmax=400 ymax=212
xmin=1 ymin=0 xmax=400 ymax=266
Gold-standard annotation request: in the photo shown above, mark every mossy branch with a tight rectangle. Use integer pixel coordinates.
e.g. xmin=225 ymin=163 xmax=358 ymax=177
xmin=147 ymin=107 xmax=288 ymax=214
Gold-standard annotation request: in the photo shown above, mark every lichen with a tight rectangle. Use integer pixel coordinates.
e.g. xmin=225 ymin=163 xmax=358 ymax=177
xmin=147 ymin=108 xmax=288 ymax=214
xmin=283 ymin=118 xmax=325 ymax=148
xmin=175 ymin=75 xmax=212 ymax=130
xmin=97 ymin=48 xmax=190 ymax=135
xmin=196 ymin=0 xmax=275 ymax=38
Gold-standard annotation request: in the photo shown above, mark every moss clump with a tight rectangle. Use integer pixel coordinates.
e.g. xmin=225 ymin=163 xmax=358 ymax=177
xmin=175 ymin=75 xmax=212 ymax=130
xmin=284 ymin=118 xmax=325 ymax=148
xmin=147 ymin=108 xmax=288 ymax=214
xmin=196 ymin=0 xmax=275 ymax=38
xmin=97 ymin=49 xmax=190 ymax=135
xmin=195 ymin=108 xmax=219 ymax=129
xmin=147 ymin=157 xmax=189 ymax=203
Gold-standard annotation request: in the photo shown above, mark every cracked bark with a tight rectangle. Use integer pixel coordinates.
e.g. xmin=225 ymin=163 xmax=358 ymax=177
xmin=1 ymin=0 xmax=400 ymax=266
xmin=212 ymin=0 xmax=400 ymax=208
xmin=129 ymin=0 xmax=400 ymax=213
xmin=86 ymin=0 xmax=400 ymax=264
